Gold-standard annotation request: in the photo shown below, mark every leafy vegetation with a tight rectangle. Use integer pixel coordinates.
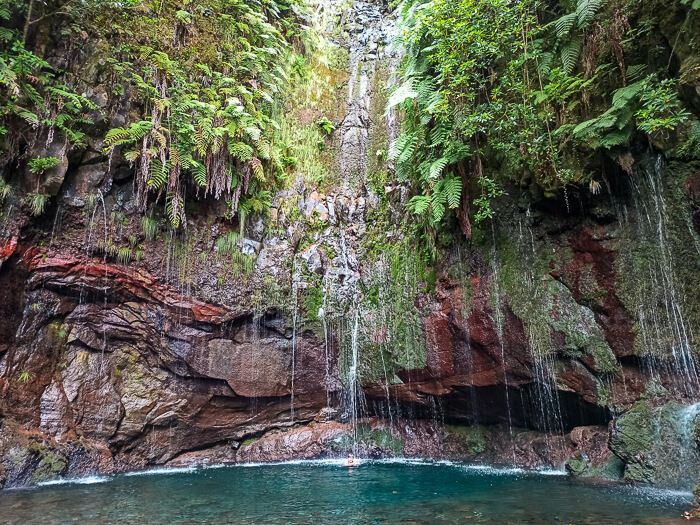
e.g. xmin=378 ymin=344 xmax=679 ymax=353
xmin=25 ymin=192 xmax=48 ymax=216
xmin=390 ymin=0 xmax=700 ymax=239
xmin=98 ymin=0 xmax=309 ymax=229
xmin=0 ymin=2 xmax=96 ymax=149
xmin=1 ymin=0 xmax=310 ymax=231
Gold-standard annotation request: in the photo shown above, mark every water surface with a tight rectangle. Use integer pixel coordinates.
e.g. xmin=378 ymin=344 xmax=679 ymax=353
xmin=0 ymin=460 xmax=691 ymax=524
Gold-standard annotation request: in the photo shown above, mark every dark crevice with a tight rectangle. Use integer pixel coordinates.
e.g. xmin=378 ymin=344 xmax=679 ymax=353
xmin=367 ymin=383 xmax=611 ymax=433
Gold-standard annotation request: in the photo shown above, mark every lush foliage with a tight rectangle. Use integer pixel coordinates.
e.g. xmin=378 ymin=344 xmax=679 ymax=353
xmin=390 ymin=0 xmax=699 ymax=236
xmin=1 ymin=0 xmax=308 ymax=227
xmin=100 ymin=0 xmax=308 ymax=228
xmin=0 ymin=3 xmax=95 ymax=147
xmin=0 ymin=0 xmax=96 ymax=208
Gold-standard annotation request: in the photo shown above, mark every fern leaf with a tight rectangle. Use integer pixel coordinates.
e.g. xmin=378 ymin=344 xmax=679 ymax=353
xmin=561 ymin=36 xmax=583 ymax=74
xmin=250 ymin=157 xmax=264 ymax=181
xmin=442 ymin=175 xmax=462 ymax=209
xmin=190 ymin=159 xmax=207 ymax=187
xmin=429 ymin=157 xmax=449 ymax=180
xmin=553 ymin=12 xmax=577 ymax=38
xmin=431 ymin=200 xmax=445 ymax=224
xmin=576 ymin=0 xmax=605 ymax=28
xmin=387 ymin=79 xmax=417 ymax=110
xmin=611 ymin=80 xmax=645 ymax=108
xmin=407 ymin=195 xmax=430 ymax=216
xmin=229 ymin=141 xmax=254 ymax=162
xmin=147 ymin=158 xmax=169 ymax=190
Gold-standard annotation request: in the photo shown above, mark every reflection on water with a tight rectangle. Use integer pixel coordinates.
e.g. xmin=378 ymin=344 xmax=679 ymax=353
xmin=0 ymin=460 xmax=691 ymax=524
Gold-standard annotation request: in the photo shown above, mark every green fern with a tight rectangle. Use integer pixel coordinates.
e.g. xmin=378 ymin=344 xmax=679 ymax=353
xmin=407 ymin=195 xmax=430 ymax=216
xmin=576 ymin=0 xmax=606 ymax=27
xmin=105 ymin=121 xmax=153 ymax=147
xmin=428 ymin=157 xmax=450 ymax=181
xmin=147 ymin=158 xmax=169 ymax=190
xmin=560 ymin=36 xmax=583 ymax=75
xmin=554 ymin=12 xmax=578 ymax=38
xmin=28 ymin=156 xmax=60 ymax=175
xmin=229 ymin=141 xmax=254 ymax=162
xmin=165 ymin=192 xmax=184 ymax=229
xmin=141 ymin=215 xmax=158 ymax=241
xmin=26 ymin=193 xmax=49 ymax=216
xmin=440 ymin=175 xmax=462 ymax=209
xmin=216 ymin=231 xmax=241 ymax=256
xmin=550 ymin=0 xmax=606 ymax=74
xmin=250 ymin=157 xmax=265 ymax=181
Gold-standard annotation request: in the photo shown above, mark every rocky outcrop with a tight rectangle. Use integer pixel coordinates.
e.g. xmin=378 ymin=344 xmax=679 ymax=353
xmin=0 ymin=0 xmax=699 ymax=492
xmin=0 ymin=250 xmax=340 ymax=485
xmin=608 ymin=400 xmax=700 ymax=489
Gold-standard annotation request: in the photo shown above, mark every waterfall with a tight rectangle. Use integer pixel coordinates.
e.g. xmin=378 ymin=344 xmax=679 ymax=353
xmin=519 ymin=218 xmax=565 ymax=458
xmin=622 ymin=157 xmax=700 ymax=396
xmin=290 ymin=257 xmax=301 ymax=422
xmin=48 ymin=204 xmax=62 ymax=248
xmin=489 ymin=225 xmax=517 ymax=463
xmin=320 ymin=274 xmax=332 ymax=407
xmin=348 ymin=308 xmax=361 ymax=453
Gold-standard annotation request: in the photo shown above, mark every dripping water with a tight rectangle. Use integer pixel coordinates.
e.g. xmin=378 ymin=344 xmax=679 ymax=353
xmin=290 ymin=256 xmax=302 ymax=422
xmin=622 ymin=157 xmax=700 ymax=396
xmin=489 ymin=223 xmax=517 ymax=464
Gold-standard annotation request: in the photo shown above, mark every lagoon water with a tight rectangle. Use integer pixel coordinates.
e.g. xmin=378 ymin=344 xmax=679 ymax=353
xmin=0 ymin=460 xmax=691 ymax=524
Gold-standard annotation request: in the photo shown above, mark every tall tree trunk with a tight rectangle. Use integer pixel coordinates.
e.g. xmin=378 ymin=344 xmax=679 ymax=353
xmin=22 ymin=0 xmax=34 ymax=45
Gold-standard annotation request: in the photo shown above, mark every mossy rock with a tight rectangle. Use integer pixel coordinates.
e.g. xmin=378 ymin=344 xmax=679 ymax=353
xmin=585 ymin=456 xmax=625 ymax=481
xmin=565 ymin=454 xmax=589 ymax=476
xmin=241 ymin=437 xmax=257 ymax=448
xmin=333 ymin=426 xmax=403 ymax=455
xmin=489 ymin=228 xmax=618 ymax=375
xmin=446 ymin=425 xmax=489 ymax=456
xmin=615 ymin=160 xmax=700 ymax=361
xmin=610 ymin=400 xmax=700 ymax=488
xmin=31 ymin=451 xmax=67 ymax=483
xmin=26 ymin=442 xmax=67 ymax=483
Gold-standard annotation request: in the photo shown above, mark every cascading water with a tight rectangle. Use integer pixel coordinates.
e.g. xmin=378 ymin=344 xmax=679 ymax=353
xmin=319 ymin=274 xmax=332 ymax=407
xmin=489 ymin=226 xmax=517 ymax=463
xmin=290 ymin=257 xmax=301 ymax=422
xmin=301 ymin=0 xmax=402 ymax=454
xmin=517 ymin=218 xmax=565 ymax=458
xmin=456 ymin=245 xmax=480 ymax=424
xmin=676 ymin=403 xmax=700 ymax=487
xmin=347 ymin=307 xmax=361 ymax=452
xmin=620 ymin=157 xmax=700 ymax=396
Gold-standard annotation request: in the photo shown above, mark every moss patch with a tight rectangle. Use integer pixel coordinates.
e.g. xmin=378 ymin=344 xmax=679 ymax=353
xmin=446 ymin=425 xmax=489 ymax=456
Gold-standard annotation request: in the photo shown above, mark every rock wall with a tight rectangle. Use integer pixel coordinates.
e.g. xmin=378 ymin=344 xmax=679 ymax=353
xmin=0 ymin=0 xmax=699 ymax=491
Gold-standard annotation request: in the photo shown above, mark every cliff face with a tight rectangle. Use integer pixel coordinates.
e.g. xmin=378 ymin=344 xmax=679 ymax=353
xmin=1 ymin=0 xmax=700 ymax=490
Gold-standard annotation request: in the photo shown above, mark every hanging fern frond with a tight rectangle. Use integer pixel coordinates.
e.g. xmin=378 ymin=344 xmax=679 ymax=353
xmin=429 ymin=157 xmax=450 ymax=180
xmin=407 ymin=195 xmax=430 ymax=216
xmin=431 ymin=199 xmax=446 ymax=224
xmin=165 ymin=191 xmax=185 ymax=229
xmin=553 ymin=12 xmax=577 ymax=38
xmin=386 ymin=78 xmax=418 ymax=110
xmin=560 ymin=35 xmax=583 ymax=74
xmin=250 ymin=157 xmax=265 ymax=181
xmin=185 ymin=156 xmax=207 ymax=188
xmin=576 ymin=0 xmax=606 ymax=28
xmin=440 ymin=175 xmax=462 ymax=209
xmin=147 ymin=158 xmax=169 ymax=189
xmin=229 ymin=141 xmax=254 ymax=162
xmin=105 ymin=121 xmax=154 ymax=148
